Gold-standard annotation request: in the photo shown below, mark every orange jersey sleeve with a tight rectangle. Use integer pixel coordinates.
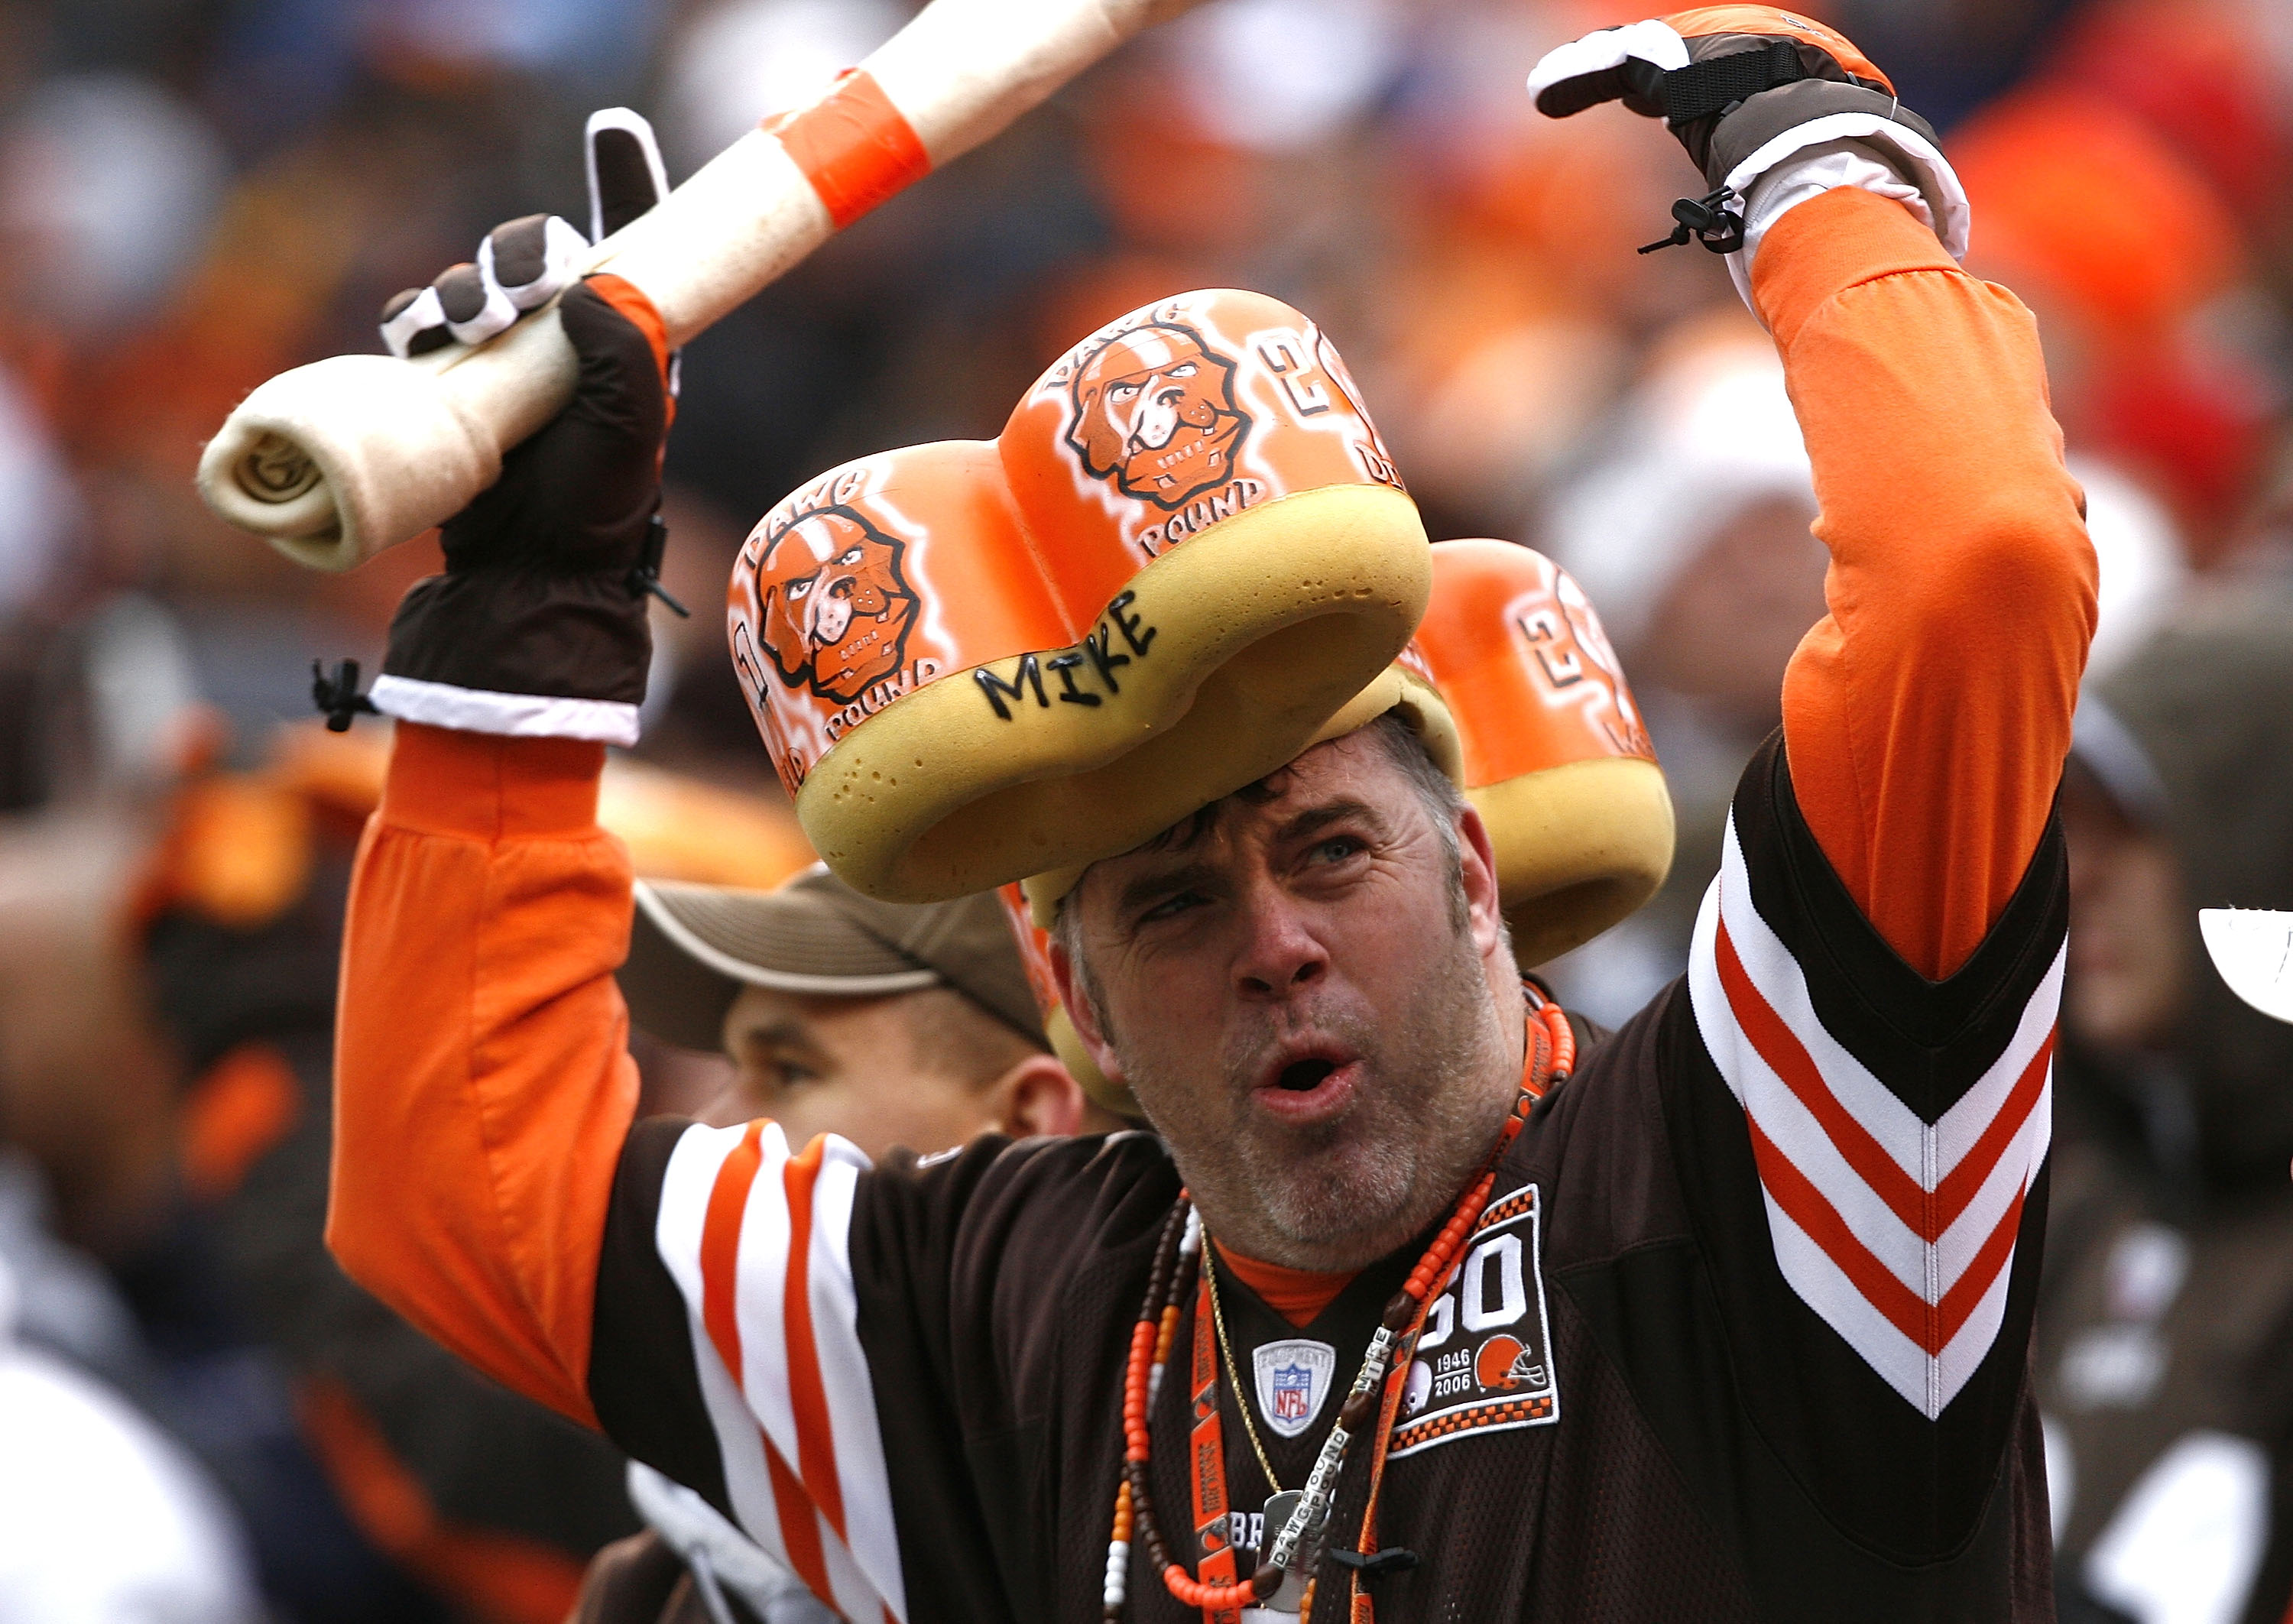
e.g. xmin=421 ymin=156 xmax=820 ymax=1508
xmin=1754 ymin=186 xmax=2097 ymax=979
xmin=328 ymin=723 xmax=639 ymax=1427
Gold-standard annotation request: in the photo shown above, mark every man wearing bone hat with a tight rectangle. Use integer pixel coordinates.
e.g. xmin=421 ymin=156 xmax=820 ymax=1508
xmin=330 ymin=11 xmax=2094 ymax=1619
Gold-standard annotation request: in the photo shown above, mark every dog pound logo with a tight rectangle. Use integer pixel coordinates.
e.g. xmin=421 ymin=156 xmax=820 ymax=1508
xmin=1065 ymin=320 xmax=1250 ymax=511
xmin=1390 ymin=1183 xmax=1558 ymax=1457
xmin=748 ymin=505 xmax=919 ymax=707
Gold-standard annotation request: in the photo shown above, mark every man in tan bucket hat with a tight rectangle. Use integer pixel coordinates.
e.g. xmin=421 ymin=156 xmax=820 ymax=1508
xmin=618 ymin=867 xmax=1111 ymax=1161
xmin=584 ymin=868 xmax=1116 ymax=1624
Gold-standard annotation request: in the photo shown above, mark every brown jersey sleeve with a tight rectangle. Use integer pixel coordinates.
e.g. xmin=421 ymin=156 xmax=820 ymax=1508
xmin=328 ymin=721 xmax=964 ymax=1619
xmin=1635 ymin=181 xmax=2084 ymax=1562
xmin=1754 ymin=185 xmax=2095 ymax=977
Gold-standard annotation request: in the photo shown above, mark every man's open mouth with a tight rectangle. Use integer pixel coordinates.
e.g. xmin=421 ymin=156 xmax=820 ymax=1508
xmin=1276 ymin=1058 xmax=1338 ymax=1091
xmin=1250 ymin=1045 xmax=1359 ymax=1123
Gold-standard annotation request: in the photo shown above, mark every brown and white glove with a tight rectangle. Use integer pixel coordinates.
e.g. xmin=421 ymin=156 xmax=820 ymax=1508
xmin=381 ymin=107 xmax=672 ymax=360
xmin=365 ymin=109 xmax=679 ymax=749
xmin=1527 ymin=8 xmax=1967 ymax=299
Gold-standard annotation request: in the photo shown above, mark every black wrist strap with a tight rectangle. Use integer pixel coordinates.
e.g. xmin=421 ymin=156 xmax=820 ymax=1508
xmin=1662 ymin=39 xmax=1806 ymax=123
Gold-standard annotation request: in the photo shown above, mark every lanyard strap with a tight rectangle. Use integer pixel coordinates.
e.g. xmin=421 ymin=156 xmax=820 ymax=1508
xmin=1189 ymin=1269 xmax=1243 ymax=1623
xmin=1344 ymin=1001 xmax=1569 ymax=1621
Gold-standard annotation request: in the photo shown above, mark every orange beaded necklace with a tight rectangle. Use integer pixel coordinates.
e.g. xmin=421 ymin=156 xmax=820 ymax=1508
xmin=1104 ymin=998 xmax=1575 ymax=1622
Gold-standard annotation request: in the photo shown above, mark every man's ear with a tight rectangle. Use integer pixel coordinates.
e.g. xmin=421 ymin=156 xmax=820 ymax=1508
xmin=1456 ymin=802 xmax=1506 ymax=957
xmin=1047 ymin=933 xmax=1127 ymax=1092
xmin=983 ymin=1052 xmax=1090 ymax=1139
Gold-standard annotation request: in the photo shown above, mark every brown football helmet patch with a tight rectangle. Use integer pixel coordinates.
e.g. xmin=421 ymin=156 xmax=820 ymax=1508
xmin=1065 ymin=321 xmax=1250 ymax=511
xmin=752 ymin=506 xmax=918 ymax=706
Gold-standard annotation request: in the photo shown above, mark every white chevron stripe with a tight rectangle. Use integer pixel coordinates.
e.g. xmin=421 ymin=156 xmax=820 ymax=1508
xmin=1937 ymin=1237 xmax=2021 ymax=1408
xmin=1688 ymin=815 xmax=2060 ymax=1418
xmin=1760 ymin=1188 xmax=1932 ymax=1412
xmin=691 ymin=1314 xmax=786 ymax=1572
xmin=731 ymin=1138 xmax=797 ymax=1465
xmin=657 ymin=1126 xmax=801 ymax=1584
xmin=1936 ymin=1078 xmax=2051 ymax=1292
xmin=1691 ymin=935 xmax=1932 ymax=1296
xmin=1712 ymin=819 xmax=2064 ymax=1172
xmin=803 ymin=1144 xmax=907 ymax=1619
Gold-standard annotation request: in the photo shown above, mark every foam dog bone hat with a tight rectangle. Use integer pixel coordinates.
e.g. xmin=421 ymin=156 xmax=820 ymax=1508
xmin=1004 ymin=539 xmax=1675 ymax=1117
xmin=1414 ymin=539 xmax=1673 ymax=968
xmin=729 ymin=289 xmax=1430 ymax=902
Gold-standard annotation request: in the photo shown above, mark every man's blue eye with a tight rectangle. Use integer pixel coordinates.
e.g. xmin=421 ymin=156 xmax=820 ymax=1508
xmin=1311 ymin=837 xmax=1364 ymax=864
xmin=1140 ymin=892 xmax=1202 ymax=924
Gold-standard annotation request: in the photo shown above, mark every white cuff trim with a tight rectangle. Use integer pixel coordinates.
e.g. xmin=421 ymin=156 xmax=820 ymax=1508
xmin=368 ymin=672 xmax=641 ymax=746
xmin=1721 ymin=114 xmax=1970 ymax=316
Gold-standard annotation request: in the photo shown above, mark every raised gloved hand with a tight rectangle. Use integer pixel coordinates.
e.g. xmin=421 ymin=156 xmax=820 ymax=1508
xmin=1526 ymin=8 xmax=1965 ymax=270
xmin=364 ymin=110 xmax=681 ymax=749
xmin=381 ymin=107 xmax=671 ymax=358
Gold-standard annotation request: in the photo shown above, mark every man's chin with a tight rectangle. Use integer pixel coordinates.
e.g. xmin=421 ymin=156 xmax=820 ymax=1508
xmin=1241 ymin=1131 xmax=1420 ymax=1266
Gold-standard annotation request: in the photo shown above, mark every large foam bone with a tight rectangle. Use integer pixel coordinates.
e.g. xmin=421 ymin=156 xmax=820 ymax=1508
xmin=196 ymin=0 xmax=1197 ymax=572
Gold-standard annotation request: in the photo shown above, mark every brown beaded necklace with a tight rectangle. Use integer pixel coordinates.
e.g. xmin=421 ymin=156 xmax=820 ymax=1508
xmin=1105 ymin=999 xmax=1575 ymax=1621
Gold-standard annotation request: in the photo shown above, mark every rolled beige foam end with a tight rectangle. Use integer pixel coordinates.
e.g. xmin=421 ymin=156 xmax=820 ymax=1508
xmin=196 ymin=309 xmax=577 ymax=570
xmin=198 ymin=354 xmax=499 ymax=571
xmin=1475 ymin=756 xmax=1675 ymax=969
xmin=802 ymin=483 xmax=1432 ymax=904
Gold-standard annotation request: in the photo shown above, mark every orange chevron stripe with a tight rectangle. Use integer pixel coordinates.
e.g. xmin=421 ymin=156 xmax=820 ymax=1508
xmin=782 ymin=1135 xmax=849 ymax=1541
xmin=1716 ymin=916 xmax=1927 ymax=1233
xmin=1933 ymin=1032 xmax=2051 ymax=1232
xmin=1718 ymin=912 xmax=2054 ymax=1248
xmin=1936 ymin=1182 xmax=2026 ymax=1349
xmin=701 ymin=1122 xmax=767 ymax=1383
xmin=1743 ymin=1113 xmax=1933 ymax=1351
xmin=764 ymin=1426 xmax=835 ymax=1606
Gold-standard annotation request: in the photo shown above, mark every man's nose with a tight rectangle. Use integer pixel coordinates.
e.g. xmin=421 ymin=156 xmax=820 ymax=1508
xmin=1231 ymin=884 xmax=1328 ymax=1000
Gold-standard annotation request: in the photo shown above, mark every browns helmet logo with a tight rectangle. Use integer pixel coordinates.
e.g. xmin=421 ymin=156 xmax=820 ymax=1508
xmin=1066 ymin=321 xmax=1250 ymax=510
xmin=750 ymin=506 xmax=918 ymax=706
xmin=1474 ymin=1334 xmax=1535 ymax=1392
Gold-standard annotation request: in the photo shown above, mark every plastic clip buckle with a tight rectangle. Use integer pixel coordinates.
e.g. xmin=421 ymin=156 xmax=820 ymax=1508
xmin=312 ymin=659 xmax=379 ymax=733
xmin=628 ymin=512 xmax=690 ymax=618
xmin=1638 ymin=186 xmax=1747 ymax=255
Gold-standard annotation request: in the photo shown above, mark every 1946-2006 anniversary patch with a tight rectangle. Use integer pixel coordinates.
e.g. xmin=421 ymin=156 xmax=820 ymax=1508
xmin=1391 ymin=1182 xmax=1559 ymax=1458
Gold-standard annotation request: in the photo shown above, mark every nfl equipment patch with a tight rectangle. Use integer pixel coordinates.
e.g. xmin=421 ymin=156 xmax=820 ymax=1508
xmin=1390 ymin=1182 xmax=1558 ymax=1458
xmin=1250 ymin=1339 xmax=1337 ymax=1439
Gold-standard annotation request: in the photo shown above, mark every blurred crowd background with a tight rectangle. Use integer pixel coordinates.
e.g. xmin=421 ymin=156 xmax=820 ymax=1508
xmin=0 ymin=0 xmax=2290 ymax=1620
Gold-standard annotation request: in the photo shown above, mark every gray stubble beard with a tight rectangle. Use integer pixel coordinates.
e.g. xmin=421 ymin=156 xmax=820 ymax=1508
xmin=1123 ymin=914 xmax=1516 ymax=1272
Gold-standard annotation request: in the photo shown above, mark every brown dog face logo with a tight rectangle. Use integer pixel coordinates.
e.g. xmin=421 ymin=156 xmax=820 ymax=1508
xmin=752 ymin=507 xmax=917 ymax=705
xmin=1066 ymin=322 xmax=1250 ymax=510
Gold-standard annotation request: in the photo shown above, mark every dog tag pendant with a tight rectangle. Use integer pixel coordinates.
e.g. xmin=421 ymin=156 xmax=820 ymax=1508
xmin=1243 ymin=1491 xmax=1308 ymax=1616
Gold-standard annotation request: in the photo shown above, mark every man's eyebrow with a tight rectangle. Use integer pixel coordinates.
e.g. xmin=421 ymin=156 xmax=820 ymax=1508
xmin=1114 ymin=861 xmax=1221 ymax=922
xmin=1276 ymin=798 xmax=1383 ymax=848
xmin=1108 ymin=797 xmax=1386 ymax=919
xmin=731 ymin=1016 xmax=811 ymax=1052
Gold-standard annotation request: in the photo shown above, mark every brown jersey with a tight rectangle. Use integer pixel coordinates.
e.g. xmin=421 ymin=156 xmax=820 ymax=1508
xmin=583 ymin=731 xmax=2065 ymax=1623
xmin=326 ymin=186 xmax=2096 ymax=1622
